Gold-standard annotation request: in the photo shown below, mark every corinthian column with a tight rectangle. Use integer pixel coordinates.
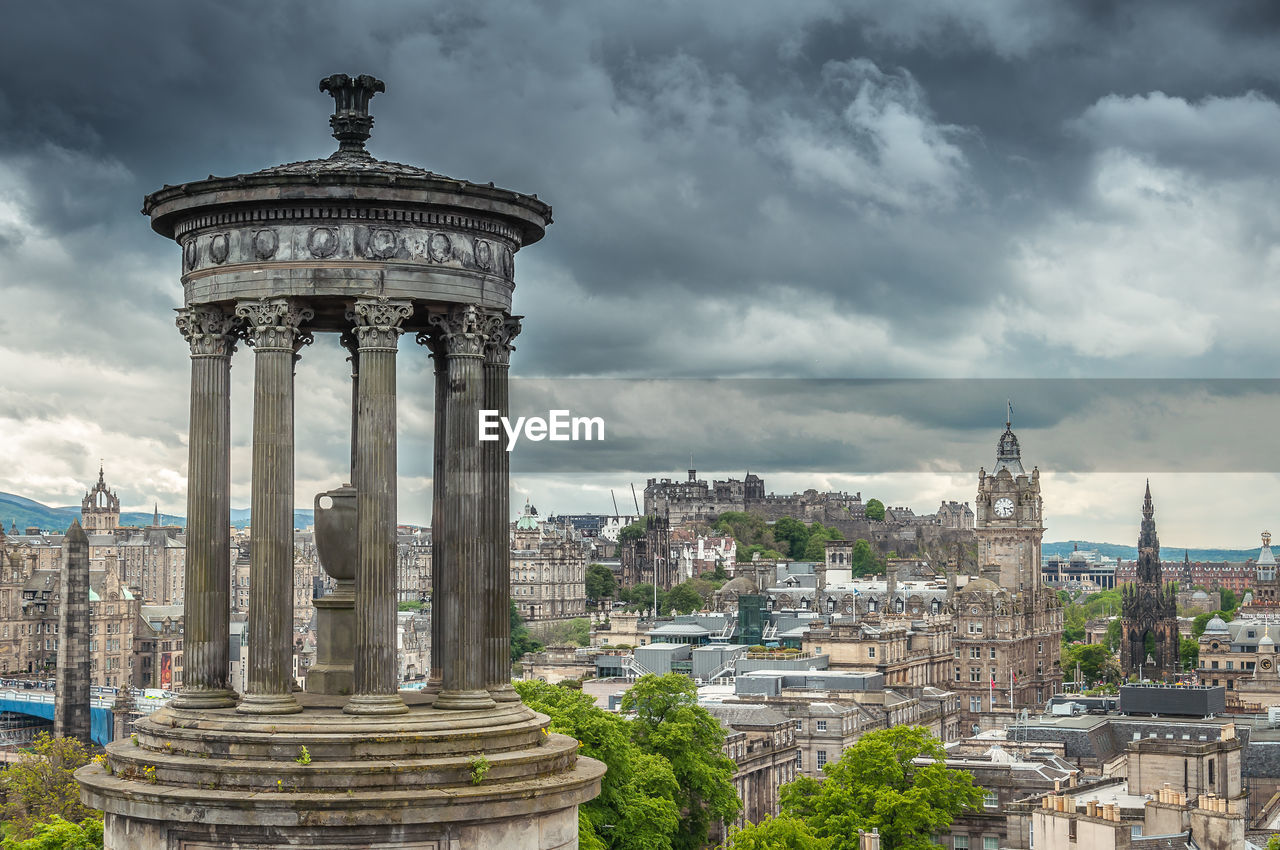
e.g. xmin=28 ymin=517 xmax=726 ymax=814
xmin=427 ymin=304 xmax=495 ymax=711
xmin=235 ymin=298 xmax=312 ymax=715
xmin=172 ymin=305 xmax=239 ymax=710
xmin=344 ymin=297 xmax=412 ymax=715
xmin=484 ymin=314 xmax=520 ymax=701
xmin=414 ymin=330 xmax=447 ymax=698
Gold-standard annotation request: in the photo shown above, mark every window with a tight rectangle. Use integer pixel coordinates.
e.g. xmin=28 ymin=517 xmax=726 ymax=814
xmin=990 ymin=647 xmax=997 ymax=659
xmin=984 ymin=792 xmax=997 ymax=808
xmin=970 ymin=647 xmax=982 ymax=659
xmin=1038 ymin=641 xmax=1043 ymax=654
xmin=868 ymin=647 xmax=876 ymax=659
xmin=970 ymin=696 xmax=982 ymax=713
xmin=794 ymin=720 xmax=802 ymax=732
xmin=795 ymin=750 xmax=802 ymax=768
xmin=817 ymin=720 xmax=827 ymax=732
xmin=953 ymin=838 xmax=969 ymax=850
xmin=970 ymin=667 xmax=981 ymax=682
xmin=983 ymin=839 xmax=998 ymax=850
xmin=816 ymin=750 xmax=828 ymax=768
xmin=955 ymin=667 xmax=961 ymax=681
xmin=968 ymin=622 xmax=983 ymax=634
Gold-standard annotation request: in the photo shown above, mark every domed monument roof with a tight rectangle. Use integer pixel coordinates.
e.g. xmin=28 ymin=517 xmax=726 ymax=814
xmin=1204 ymin=616 xmax=1230 ymax=635
xmin=721 ymin=576 xmax=758 ymax=595
xmin=141 ymin=74 xmax=550 ymax=330
xmin=960 ymin=577 xmax=1009 ymax=597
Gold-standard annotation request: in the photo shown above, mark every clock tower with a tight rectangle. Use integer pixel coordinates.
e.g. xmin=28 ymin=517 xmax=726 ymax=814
xmin=975 ymin=404 xmax=1044 ymax=593
xmin=953 ymin=404 xmax=1062 ymax=725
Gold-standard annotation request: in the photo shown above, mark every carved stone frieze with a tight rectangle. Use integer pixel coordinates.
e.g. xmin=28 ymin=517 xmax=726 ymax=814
xmin=235 ymin=298 xmax=315 ymax=351
xmin=176 ymin=305 xmax=240 ymax=357
xmin=347 ymin=297 xmax=413 ymax=350
xmin=179 ymin=222 xmax=513 ymax=279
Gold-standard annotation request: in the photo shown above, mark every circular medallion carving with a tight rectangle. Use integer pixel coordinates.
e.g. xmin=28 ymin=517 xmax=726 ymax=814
xmin=253 ymin=229 xmax=279 ymax=260
xmin=209 ymin=233 xmax=230 ymax=265
xmin=369 ymin=228 xmax=399 ymax=259
xmin=308 ymin=227 xmax=338 ymax=258
xmin=473 ymin=237 xmax=492 ymax=270
xmin=183 ymin=240 xmax=197 ymax=271
xmin=1264 ymin=658 xmax=1274 ymax=671
xmin=427 ymin=232 xmax=452 ymax=263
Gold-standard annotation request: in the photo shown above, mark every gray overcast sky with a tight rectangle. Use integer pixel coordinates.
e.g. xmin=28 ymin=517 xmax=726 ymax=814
xmin=2 ymin=0 xmax=1280 ymax=546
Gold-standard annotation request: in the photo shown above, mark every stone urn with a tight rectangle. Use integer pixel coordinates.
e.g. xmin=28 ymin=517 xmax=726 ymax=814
xmin=315 ymin=485 xmax=357 ymax=583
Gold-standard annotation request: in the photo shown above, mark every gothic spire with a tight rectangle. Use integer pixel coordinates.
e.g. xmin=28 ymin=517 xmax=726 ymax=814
xmin=1137 ymin=481 xmax=1161 ymax=584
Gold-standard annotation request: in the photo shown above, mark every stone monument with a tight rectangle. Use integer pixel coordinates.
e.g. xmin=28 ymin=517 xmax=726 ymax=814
xmin=78 ymin=74 xmax=602 ymax=849
xmin=54 ymin=520 xmax=90 ymax=743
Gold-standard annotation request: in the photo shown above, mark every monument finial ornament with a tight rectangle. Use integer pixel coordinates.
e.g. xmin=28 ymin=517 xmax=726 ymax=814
xmin=319 ymin=73 xmax=386 ymax=158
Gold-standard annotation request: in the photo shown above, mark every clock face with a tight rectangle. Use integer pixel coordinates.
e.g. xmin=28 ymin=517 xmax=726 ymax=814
xmin=994 ymin=497 xmax=1015 ymax=518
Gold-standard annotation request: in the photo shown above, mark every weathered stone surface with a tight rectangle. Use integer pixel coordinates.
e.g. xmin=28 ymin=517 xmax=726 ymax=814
xmin=55 ymin=520 xmax=90 ymax=742
xmin=91 ymin=72 xmax=593 ymax=849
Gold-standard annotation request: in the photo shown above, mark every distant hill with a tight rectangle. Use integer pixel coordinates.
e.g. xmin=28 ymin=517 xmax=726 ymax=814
xmin=1044 ymin=540 xmax=1261 ymax=563
xmin=0 ymin=492 xmax=314 ymax=533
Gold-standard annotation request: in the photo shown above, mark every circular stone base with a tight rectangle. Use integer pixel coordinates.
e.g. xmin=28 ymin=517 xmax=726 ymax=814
xmin=77 ymin=695 xmax=603 ymax=849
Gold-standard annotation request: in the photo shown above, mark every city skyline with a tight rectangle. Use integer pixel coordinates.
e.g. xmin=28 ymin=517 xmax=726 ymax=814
xmin=3 ymin=3 xmax=1280 ymax=547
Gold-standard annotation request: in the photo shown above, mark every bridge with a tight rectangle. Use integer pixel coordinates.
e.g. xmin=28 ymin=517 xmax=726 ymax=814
xmin=0 ymin=686 xmax=168 ymax=747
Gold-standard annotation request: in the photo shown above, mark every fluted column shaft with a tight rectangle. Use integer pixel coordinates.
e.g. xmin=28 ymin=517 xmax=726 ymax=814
xmin=236 ymin=298 xmax=312 ymax=715
xmin=417 ymin=331 xmax=447 ymax=696
xmin=429 ymin=305 xmax=495 ymax=710
xmin=484 ymin=314 xmax=520 ymax=700
xmin=173 ymin=306 xmax=239 ymax=709
xmin=345 ymin=298 xmax=412 ymax=715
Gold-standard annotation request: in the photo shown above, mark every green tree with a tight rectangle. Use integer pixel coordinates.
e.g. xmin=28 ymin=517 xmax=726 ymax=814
xmin=516 ymin=681 xmax=681 ymax=850
xmin=1 ymin=816 xmax=103 ymax=850
xmin=665 ymin=582 xmax=703 ymax=615
xmin=779 ymin=726 xmax=983 ymax=850
xmin=1180 ymin=636 xmax=1200 ymax=672
xmin=586 ymin=564 xmax=617 ymax=604
xmin=1105 ymin=618 xmax=1123 ymax=652
xmin=1267 ymin=834 xmax=1280 ymax=850
xmin=1063 ymin=643 xmax=1121 ymax=684
xmin=397 ymin=600 xmax=424 ymax=612
xmin=510 ymin=600 xmax=544 ymax=661
xmin=712 ymin=512 xmax=772 ymax=549
xmin=621 ymin=674 xmax=742 ymax=850
xmin=1219 ymin=588 xmax=1240 ymax=613
xmin=849 ymin=539 xmax=883 ymax=577
xmin=1062 ymin=604 xmax=1087 ymax=644
xmin=0 ymin=733 xmax=101 ymax=841
xmin=722 ymin=815 xmax=831 ymax=850
xmin=538 ymin=618 xmax=592 ymax=647
xmin=773 ymin=517 xmax=811 ymax=560
xmin=623 ymin=583 xmax=666 ymax=613
xmin=864 ymin=499 xmax=886 ymax=521
xmin=619 ymin=519 xmax=648 ymax=544
xmin=738 ymin=544 xmax=786 ymax=563
xmin=801 ymin=522 xmax=844 ymax=562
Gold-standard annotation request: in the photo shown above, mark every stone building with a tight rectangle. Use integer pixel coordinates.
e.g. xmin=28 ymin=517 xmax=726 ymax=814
xmin=956 ymin=411 xmax=1063 ymax=723
xmin=1120 ymin=483 xmax=1180 ymax=680
xmin=726 ymin=693 xmax=866 ymax=779
xmin=804 ymin=609 xmax=954 ymax=690
xmin=703 ymin=702 xmax=799 ymax=835
xmin=511 ymin=502 xmax=589 ymax=622
xmin=397 ymin=528 xmax=431 ymax=603
xmin=0 ymin=537 xmax=142 ymax=687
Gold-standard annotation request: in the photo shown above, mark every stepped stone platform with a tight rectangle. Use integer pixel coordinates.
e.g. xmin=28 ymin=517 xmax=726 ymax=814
xmin=78 ymin=692 xmax=604 ymax=848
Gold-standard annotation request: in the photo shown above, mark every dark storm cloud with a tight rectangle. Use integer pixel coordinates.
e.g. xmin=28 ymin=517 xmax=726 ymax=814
xmin=2 ymin=0 xmax=1280 ymax=514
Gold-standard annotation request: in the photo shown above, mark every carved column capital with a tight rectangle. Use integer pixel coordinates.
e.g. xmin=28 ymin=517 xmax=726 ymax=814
xmin=235 ymin=298 xmax=315 ymax=352
xmin=347 ymin=297 xmax=413 ymax=351
xmin=483 ymin=313 xmax=521 ymax=366
xmin=426 ymin=303 xmax=487 ymax=357
xmin=176 ymin=306 xmax=240 ymax=358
